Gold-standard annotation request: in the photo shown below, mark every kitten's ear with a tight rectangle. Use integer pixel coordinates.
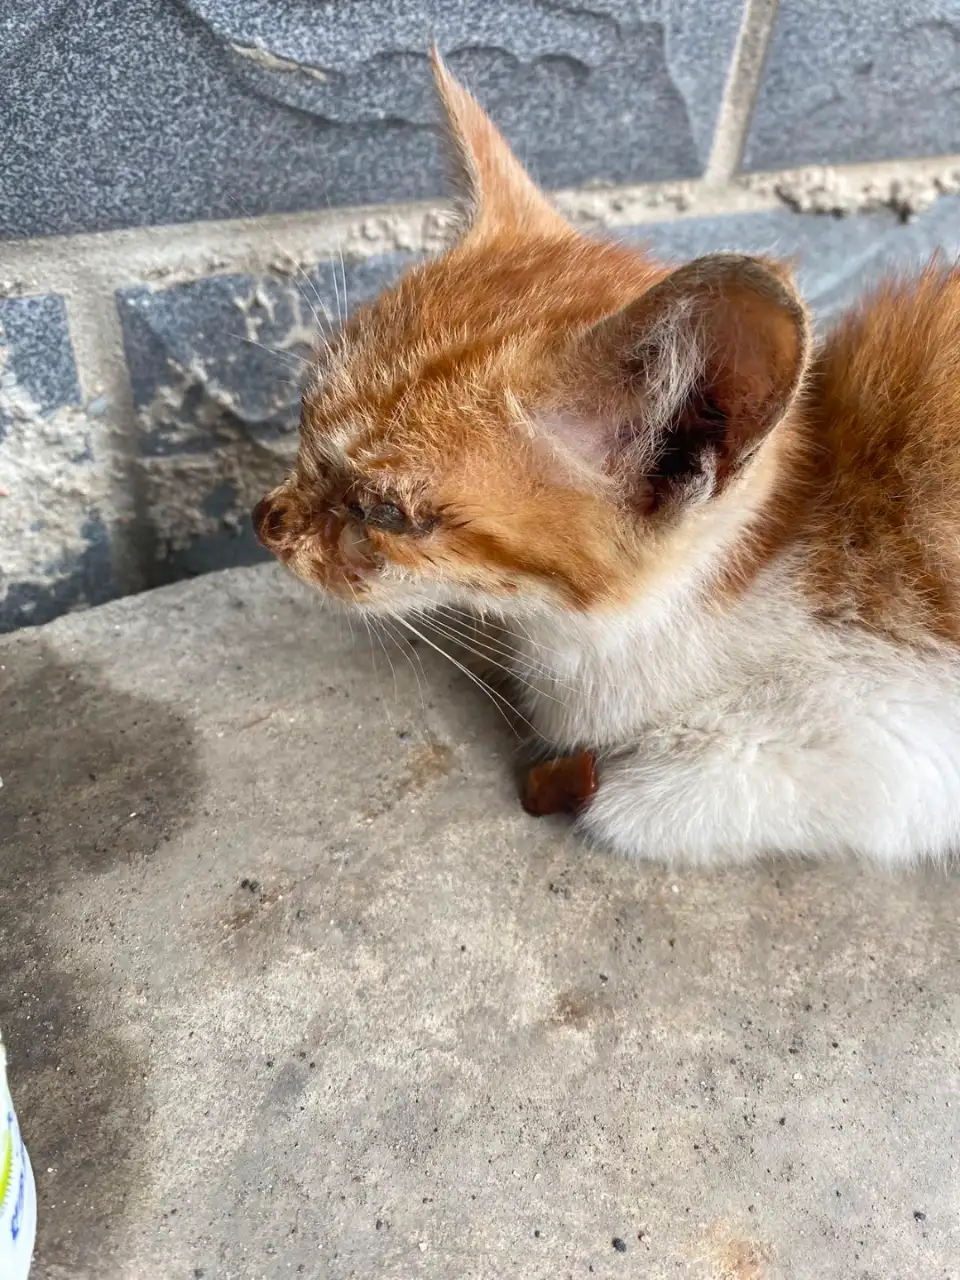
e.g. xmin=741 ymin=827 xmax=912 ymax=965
xmin=430 ymin=47 xmax=569 ymax=238
xmin=564 ymin=254 xmax=810 ymax=510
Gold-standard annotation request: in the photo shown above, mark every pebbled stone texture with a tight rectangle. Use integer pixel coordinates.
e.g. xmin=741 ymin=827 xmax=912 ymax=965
xmin=2 ymin=562 xmax=959 ymax=1277
xmin=0 ymin=294 xmax=81 ymax=434
xmin=0 ymin=293 xmax=117 ymax=631
xmin=743 ymin=0 xmax=960 ymax=172
xmin=0 ymin=0 xmax=747 ymax=239
xmin=626 ymin=195 xmax=960 ymax=324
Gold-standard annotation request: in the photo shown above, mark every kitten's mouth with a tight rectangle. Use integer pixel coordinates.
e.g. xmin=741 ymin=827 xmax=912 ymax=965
xmin=285 ymin=545 xmax=378 ymax=604
xmin=286 ymin=548 xmax=378 ymax=604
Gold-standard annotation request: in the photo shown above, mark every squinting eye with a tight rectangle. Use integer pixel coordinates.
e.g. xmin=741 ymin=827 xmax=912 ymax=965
xmin=366 ymin=501 xmax=409 ymax=533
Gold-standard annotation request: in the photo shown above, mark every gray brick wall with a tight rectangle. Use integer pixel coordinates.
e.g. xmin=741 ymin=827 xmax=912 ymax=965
xmin=3 ymin=0 xmax=960 ymax=631
xmin=1 ymin=1 xmax=749 ymax=238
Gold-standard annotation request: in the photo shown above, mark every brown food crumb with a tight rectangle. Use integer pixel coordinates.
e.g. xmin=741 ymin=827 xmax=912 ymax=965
xmin=521 ymin=751 xmax=597 ymax=816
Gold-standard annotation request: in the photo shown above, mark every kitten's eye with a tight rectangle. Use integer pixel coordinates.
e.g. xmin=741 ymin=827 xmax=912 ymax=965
xmin=346 ymin=501 xmax=366 ymax=520
xmin=366 ymin=501 xmax=409 ymax=533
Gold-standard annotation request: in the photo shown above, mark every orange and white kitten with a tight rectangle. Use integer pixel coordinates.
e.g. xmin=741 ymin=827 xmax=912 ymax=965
xmin=255 ymin=53 xmax=960 ymax=867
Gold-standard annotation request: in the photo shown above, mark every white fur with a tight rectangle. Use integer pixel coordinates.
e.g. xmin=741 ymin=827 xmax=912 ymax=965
xmin=504 ymin=565 xmax=960 ymax=868
xmin=322 ymin=456 xmax=960 ymax=866
xmin=370 ymin=437 xmax=960 ymax=868
xmin=313 ymin=391 xmax=960 ymax=868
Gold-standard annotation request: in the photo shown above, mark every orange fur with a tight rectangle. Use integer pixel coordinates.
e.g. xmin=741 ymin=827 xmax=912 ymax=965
xmin=800 ymin=265 xmax=960 ymax=644
xmin=705 ymin=263 xmax=960 ymax=647
xmin=253 ymin=55 xmax=960 ymax=657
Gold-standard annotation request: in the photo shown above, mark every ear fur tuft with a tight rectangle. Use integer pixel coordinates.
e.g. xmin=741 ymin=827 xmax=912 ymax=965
xmin=430 ymin=46 xmax=570 ymax=240
xmin=555 ymin=253 xmax=811 ymax=511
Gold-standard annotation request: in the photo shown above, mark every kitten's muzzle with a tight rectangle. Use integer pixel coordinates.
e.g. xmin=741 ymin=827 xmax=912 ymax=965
xmin=252 ymin=486 xmax=374 ymax=598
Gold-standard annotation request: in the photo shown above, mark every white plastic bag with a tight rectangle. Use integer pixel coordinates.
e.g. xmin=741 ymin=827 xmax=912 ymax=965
xmin=0 ymin=1036 xmax=36 ymax=1280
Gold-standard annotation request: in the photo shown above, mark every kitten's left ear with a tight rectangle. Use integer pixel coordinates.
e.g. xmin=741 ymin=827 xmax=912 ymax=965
xmin=430 ymin=47 xmax=570 ymax=239
xmin=559 ymin=253 xmax=811 ymax=510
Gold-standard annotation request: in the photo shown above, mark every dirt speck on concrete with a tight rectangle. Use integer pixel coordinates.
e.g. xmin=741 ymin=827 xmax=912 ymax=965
xmin=550 ymin=988 xmax=611 ymax=1031
xmin=696 ymin=1223 xmax=773 ymax=1280
xmin=364 ymin=735 xmax=456 ymax=818
xmin=223 ymin=882 xmax=286 ymax=933
xmin=397 ymin=739 xmax=455 ymax=796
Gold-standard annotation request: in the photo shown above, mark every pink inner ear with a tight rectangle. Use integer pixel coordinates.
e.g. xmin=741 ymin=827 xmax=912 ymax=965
xmin=535 ymin=410 xmax=619 ymax=472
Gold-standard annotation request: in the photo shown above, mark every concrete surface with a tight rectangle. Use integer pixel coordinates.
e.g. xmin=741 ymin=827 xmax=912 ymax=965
xmin=2 ymin=562 xmax=959 ymax=1279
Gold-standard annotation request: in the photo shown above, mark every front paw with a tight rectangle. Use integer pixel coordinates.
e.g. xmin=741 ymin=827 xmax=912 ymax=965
xmin=521 ymin=751 xmax=598 ymax=817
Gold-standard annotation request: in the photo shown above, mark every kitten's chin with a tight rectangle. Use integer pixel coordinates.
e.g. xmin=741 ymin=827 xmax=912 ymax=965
xmin=285 ymin=561 xmax=421 ymax=615
xmin=279 ymin=545 xmax=565 ymax=620
xmin=288 ymin=566 xmax=383 ymax=609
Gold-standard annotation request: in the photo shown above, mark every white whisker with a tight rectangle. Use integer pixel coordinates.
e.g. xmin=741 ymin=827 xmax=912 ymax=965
xmin=415 ymin=612 xmax=570 ymax=704
xmin=220 ymin=193 xmax=336 ymax=342
xmin=432 ymin=602 xmax=574 ymax=667
xmin=226 ymin=332 xmax=308 ymax=376
xmin=337 ymin=237 xmax=350 ymax=321
xmin=379 ymin=616 xmax=429 ymax=718
xmin=391 ymin=615 xmax=547 ymax=742
xmin=430 ymin=610 xmax=574 ymax=680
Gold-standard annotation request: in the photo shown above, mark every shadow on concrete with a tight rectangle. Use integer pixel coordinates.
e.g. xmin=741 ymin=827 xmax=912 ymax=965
xmin=0 ymin=641 xmax=203 ymax=1270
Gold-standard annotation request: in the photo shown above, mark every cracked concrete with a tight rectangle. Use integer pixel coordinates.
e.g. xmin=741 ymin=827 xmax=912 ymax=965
xmin=229 ymin=41 xmax=331 ymax=83
xmin=2 ymin=562 xmax=958 ymax=1278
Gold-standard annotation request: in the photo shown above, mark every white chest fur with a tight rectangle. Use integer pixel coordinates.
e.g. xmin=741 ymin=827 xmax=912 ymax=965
xmin=509 ymin=577 xmax=754 ymax=748
xmin=503 ymin=569 xmax=960 ymax=866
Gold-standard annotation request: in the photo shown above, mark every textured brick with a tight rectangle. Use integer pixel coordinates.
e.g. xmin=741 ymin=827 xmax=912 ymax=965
xmin=629 ymin=195 xmax=960 ymax=324
xmin=0 ymin=295 xmax=81 ymax=436
xmin=0 ymin=0 xmax=747 ymax=239
xmin=744 ymin=1 xmax=960 ymax=172
xmin=115 ymin=251 xmax=417 ymax=569
xmin=0 ymin=294 xmax=115 ymax=631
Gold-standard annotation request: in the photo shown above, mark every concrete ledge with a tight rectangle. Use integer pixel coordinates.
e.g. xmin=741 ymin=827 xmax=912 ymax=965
xmin=1 ymin=563 xmax=957 ymax=1277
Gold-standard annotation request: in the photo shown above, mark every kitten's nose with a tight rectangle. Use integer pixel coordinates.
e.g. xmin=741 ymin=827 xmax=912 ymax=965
xmin=252 ymin=492 xmax=290 ymax=551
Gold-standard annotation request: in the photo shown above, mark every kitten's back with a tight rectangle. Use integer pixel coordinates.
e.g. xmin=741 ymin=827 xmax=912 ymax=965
xmin=796 ymin=264 xmax=960 ymax=644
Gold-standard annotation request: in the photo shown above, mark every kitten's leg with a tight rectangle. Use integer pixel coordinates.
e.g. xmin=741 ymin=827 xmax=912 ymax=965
xmin=576 ymin=698 xmax=960 ymax=867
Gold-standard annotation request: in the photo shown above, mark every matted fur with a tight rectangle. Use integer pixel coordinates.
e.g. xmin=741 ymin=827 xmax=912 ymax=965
xmin=254 ymin=54 xmax=960 ymax=867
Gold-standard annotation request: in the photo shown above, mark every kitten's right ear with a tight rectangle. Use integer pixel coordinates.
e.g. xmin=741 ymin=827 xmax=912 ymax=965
xmin=556 ymin=254 xmax=810 ymax=511
xmin=430 ymin=46 xmax=570 ymax=239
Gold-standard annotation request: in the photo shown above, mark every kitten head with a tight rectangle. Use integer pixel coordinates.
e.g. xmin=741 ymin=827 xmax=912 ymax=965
xmin=253 ymin=51 xmax=810 ymax=620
